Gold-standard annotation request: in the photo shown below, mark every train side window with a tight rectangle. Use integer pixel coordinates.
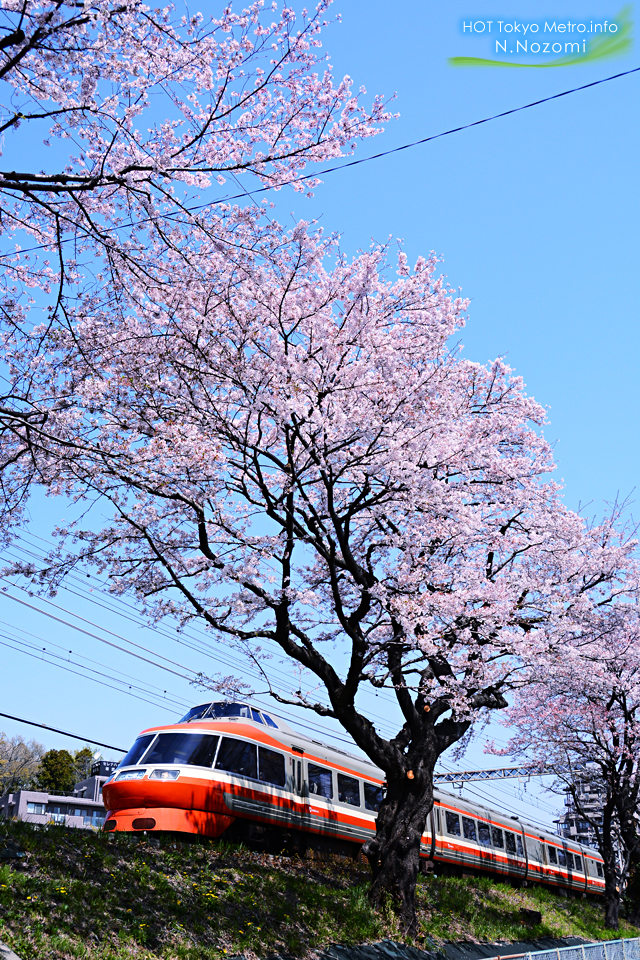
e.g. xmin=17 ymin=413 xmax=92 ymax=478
xmin=337 ymin=773 xmax=360 ymax=806
xmin=445 ymin=811 xmax=461 ymax=836
xmin=462 ymin=817 xmax=477 ymax=843
xmin=144 ymin=732 xmax=219 ymax=767
xmin=251 ymin=708 xmax=265 ymax=724
xmin=574 ymin=855 xmax=583 ymax=872
xmin=565 ymin=851 xmax=574 ymax=869
xmin=364 ymin=782 xmax=385 ymax=812
xmin=117 ymin=734 xmax=155 ymax=768
xmin=258 ymin=747 xmax=286 ymax=787
xmin=505 ymin=831 xmax=517 ymax=855
xmin=596 ymin=862 xmax=604 ymax=878
xmin=557 ymin=849 xmax=567 ymax=867
xmin=478 ymin=823 xmax=492 ymax=847
xmin=548 ymin=846 xmax=558 ymax=865
xmin=516 ymin=835 xmax=525 ymax=857
xmin=215 ymin=737 xmax=258 ymax=779
xmin=308 ymin=762 xmax=333 ymax=799
xmin=491 ymin=827 xmax=504 ymax=849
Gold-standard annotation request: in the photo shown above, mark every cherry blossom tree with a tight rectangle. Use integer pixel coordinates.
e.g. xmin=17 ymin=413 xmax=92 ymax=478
xmin=1 ymin=216 xmax=637 ymax=928
xmin=490 ymin=602 xmax=640 ymax=929
xmin=0 ymin=0 xmax=387 ymax=539
xmin=0 ymin=0 xmax=388 ymax=326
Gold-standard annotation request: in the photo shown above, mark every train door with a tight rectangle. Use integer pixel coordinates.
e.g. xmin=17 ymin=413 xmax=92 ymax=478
xmin=502 ymin=824 xmax=527 ymax=881
xmin=488 ymin=822 xmax=508 ymax=876
xmin=290 ymin=749 xmax=305 ymax=823
xmin=441 ymin=808 xmax=465 ymax=868
xmin=476 ymin=817 xmax=494 ymax=873
xmin=421 ymin=808 xmax=436 ymax=862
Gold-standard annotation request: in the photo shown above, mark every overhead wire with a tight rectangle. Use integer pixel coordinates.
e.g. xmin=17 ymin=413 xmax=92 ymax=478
xmin=0 ymin=620 xmax=189 ymax=711
xmin=3 ymin=530 xmax=404 ymax=737
xmin=1 ymin=65 xmax=638 ymax=261
xmin=0 ymin=710 xmax=126 ymax=752
xmin=0 ymin=615 xmax=188 ymax=705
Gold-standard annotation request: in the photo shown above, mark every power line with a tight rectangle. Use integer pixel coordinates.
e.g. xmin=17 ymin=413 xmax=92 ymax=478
xmin=4 ymin=533 xmax=404 ymax=739
xmin=3 ymin=65 xmax=638 ymax=260
xmin=212 ymin=66 xmax=640 ymax=206
xmin=0 ymin=628 xmax=188 ymax=711
xmin=0 ymin=637 xmax=178 ymax=714
xmin=0 ymin=710 xmax=125 ymax=752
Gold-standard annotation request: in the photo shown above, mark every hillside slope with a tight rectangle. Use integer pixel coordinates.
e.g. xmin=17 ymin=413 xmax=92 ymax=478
xmin=1 ymin=821 xmax=638 ymax=960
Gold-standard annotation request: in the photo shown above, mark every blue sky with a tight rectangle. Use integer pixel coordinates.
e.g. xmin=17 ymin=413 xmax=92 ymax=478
xmin=1 ymin=0 xmax=638 ymax=830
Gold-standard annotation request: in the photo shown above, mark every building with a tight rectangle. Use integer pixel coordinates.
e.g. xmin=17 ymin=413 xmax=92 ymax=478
xmin=0 ymin=759 xmax=119 ymax=830
xmin=556 ymin=778 xmax=607 ymax=849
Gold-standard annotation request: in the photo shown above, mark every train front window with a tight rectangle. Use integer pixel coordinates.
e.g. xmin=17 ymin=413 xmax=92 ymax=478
xmin=118 ymin=735 xmax=155 ymax=769
xmin=308 ymin=763 xmax=333 ymax=799
xmin=144 ymin=733 xmax=219 ymax=767
xmin=462 ymin=817 xmax=477 ymax=843
xmin=179 ymin=704 xmax=212 ymax=723
xmin=338 ymin=773 xmax=360 ymax=806
xmin=258 ymin=747 xmax=285 ymax=787
xmin=445 ymin=811 xmax=461 ymax=836
xmin=364 ymin=782 xmax=385 ymax=812
xmin=209 ymin=703 xmax=252 ymax=720
xmin=215 ymin=737 xmax=258 ymax=779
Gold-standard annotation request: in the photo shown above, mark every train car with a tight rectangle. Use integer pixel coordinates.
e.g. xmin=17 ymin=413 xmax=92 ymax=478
xmin=102 ymin=701 xmax=605 ymax=895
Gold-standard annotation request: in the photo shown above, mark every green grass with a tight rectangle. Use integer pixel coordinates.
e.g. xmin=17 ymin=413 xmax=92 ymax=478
xmin=0 ymin=820 xmax=638 ymax=959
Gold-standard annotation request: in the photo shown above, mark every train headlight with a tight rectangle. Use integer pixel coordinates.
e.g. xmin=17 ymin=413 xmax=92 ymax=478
xmin=115 ymin=769 xmax=145 ymax=781
xmin=149 ymin=769 xmax=180 ymax=781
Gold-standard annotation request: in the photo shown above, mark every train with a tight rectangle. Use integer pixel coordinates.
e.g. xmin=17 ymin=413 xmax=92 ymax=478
xmin=102 ymin=700 xmax=606 ymax=895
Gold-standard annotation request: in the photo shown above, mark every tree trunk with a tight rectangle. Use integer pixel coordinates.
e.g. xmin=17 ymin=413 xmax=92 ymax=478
xmin=604 ymin=885 xmax=620 ymax=930
xmin=362 ymin=769 xmax=434 ymax=935
xmin=623 ymin=854 xmax=640 ymax=927
xmin=626 ymin=878 xmax=640 ymax=928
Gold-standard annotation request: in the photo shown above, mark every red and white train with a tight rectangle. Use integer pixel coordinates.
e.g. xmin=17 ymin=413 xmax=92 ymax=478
xmin=102 ymin=701 xmax=605 ymax=895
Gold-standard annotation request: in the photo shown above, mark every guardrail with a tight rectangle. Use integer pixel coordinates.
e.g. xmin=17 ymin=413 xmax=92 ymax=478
xmin=526 ymin=940 xmax=640 ymax=960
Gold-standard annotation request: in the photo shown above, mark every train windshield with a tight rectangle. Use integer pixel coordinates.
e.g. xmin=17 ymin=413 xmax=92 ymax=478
xmin=117 ymin=735 xmax=155 ymax=769
xmin=144 ymin=733 xmax=220 ymax=767
xmin=179 ymin=704 xmax=212 ymax=723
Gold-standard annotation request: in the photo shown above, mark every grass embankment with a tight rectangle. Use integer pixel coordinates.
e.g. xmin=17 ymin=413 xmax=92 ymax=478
xmin=0 ymin=820 xmax=638 ymax=960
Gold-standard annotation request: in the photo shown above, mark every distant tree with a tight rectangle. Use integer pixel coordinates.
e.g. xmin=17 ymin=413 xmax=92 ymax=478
xmin=491 ymin=603 xmax=640 ymax=930
xmin=0 ymin=731 xmax=44 ymax=795
xmin=36 ymin=749 xmax=76 ymax=794
xmin=73 ymin=747 xmax=94 ymax=783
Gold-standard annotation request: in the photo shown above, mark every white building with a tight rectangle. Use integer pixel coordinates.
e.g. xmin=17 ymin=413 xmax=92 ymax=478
xmin=0 ymin=759 xmax=118 ymax=830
